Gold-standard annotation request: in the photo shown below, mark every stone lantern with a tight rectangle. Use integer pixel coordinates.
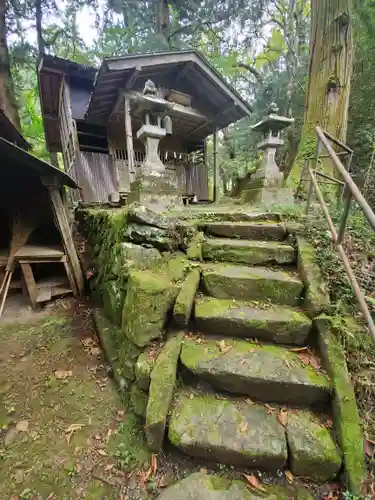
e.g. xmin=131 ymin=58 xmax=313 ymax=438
xmin=242 ymin=102 xmax=294 ymax=205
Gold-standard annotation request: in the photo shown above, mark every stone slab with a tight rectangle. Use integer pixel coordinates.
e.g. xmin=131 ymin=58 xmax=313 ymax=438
xmin=201 ymin=263 xmax=303 ymax=306
xmin=146 ymin=332 xmax=184 ymax=451
xmin=202 ymin=222 xmax=285 ymax=241
xmin=286 ymin=410 xmax=342 ymax=481
xmin=181 ymin=338 xmax=330 ymax=405
xmin=194 ymin=297 xmax=311 ymax=345
xmin=134 ymin=351 xmax=155 ymax=391
xmin=130 ymin=383 xmax=148 ymax=418
xmin=202 ymin=238 xmax=296 ymax=266
xmin=122 ymin=270 xmax=178 ymax=347
xmin=157 ymin=473 xmax=314 ymax=500
xmin=174 ymin=268 xmax=201 ymax=326
xmin=168 ymin=389 xmax=287 ymax=469
xmin=128 ymin=203 xmax=176 ymax=230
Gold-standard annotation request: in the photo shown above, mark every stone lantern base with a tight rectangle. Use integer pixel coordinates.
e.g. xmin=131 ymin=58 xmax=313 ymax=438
xmin=128 ymin=173 xmax=183 ymax=212
xmin=241 ymin=185 xmax=294 ymax=206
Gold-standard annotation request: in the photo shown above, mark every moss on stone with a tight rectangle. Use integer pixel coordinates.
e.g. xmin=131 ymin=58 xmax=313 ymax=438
xmin=102 ymin=280 xmax=125 ymax=326
xmin=286 ymin=409 xmax=342 ymax=481
xmin=296 ymin=236 xmax=330 ymax=317
xmin=202 ymin=239 xmax=296 ymax=266
xmin=146 ymin=332 xmax=184 ymax=451
xmin=134 ymin=351 xmax=155 ymax=391
xmin=186 ymin=231 xmax=205 ymax=260
xmin=194 ymin=296 xmax=311 ymax=344
xmin=173 ymin=268 xmax=201 ymax=326
xmin=130 ymin=383 xmax=148 ymax=418
xmin=315 ymin=315 xmax=366 ymax=494
xmin=201 ymin=263 xmax=303 ymax=306
xmin=162 ymin=252 xmax=191 ymax=282
xmin=122 ymin=270 xmax=178 ymax=347
xmin=180 ymin=337 xmax=330 ymax=405
xmin=157 ymin=472 xmax=314 ymax=499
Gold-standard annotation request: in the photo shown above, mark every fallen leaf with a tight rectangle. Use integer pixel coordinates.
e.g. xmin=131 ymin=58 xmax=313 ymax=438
xmin=76 ymin=462 xmax=82 ymax=473
xmin=157 ymin=474 xmax=169 ymax=488
xmin=199 ymin=467 xmax=208 ymax=474
xmin=217 ymin=339 xmax=233 ymax=354
xmin=285 ymin=470 xmax=294 ymax=484
xmin=243 ymin=474 xmax=266 ymax=492
xmin=151 ymin=454 xmax=157 ymax=476
xmin=309 ymin=355 xmax=321 ymax=370
xmin=81 ymin=337 xmax=95 ymax=348
xmin=245 ymin=398 xmax=254 ymax=405
xmin=97 ymin=449 xmax=108 ymax=457
xmin=65 ymin=423 xmax=84 ymax=445
xmin=16 ymin=420 xmax=29 ymax=432
xmin=117 ymin=409 xmax=125 ymax=418
xmin=239 ymin=421 xmax=249 ymax=433
xmin=278 ymin=408 xmax=289 ymax=427
xmin=321 ymin=419 xmax=333 ymax=429
xmin=265 ymin=404 xmax=275 ymax=415
xmin=104 ymin=464 xmax=115 ymax=472
xmin=55 ymin=369 xmax=73 ymax=379
xmin=290 ymin=346 xmax=309 ymax=352
xmin=95 ymin=434 xmax=101 ymax=440
xmin=90 ymin=347 xmax=102 ymax=356
xmin=298 ymin=352 xmax=311 ymax=366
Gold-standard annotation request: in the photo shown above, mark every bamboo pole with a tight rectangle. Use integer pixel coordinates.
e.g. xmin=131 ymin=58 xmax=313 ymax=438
xmin=213 ymin=129 xmax=219 ymax=202
xmin=124 ymin=95 xmax=134 ymax=185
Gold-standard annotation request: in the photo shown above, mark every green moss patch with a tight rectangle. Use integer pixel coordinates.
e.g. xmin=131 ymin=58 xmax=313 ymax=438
xmin=202 ymin=238 xmax=296 ymax=266
xmin=134 ymin=351 xmax=155 ymax=391
xmin=146 ymin=332 xmax=184 ymax=451
xmin=201 ymin=263 xmax=303 ymax=305
xmin=186 ymin=231 xmax=205 ymax=260
xmin=202 ymin=221 xmax=286 ymax=241
xmin=296 ymin=236 xmax=330 ymax=317
xmin=168 ymin=389 xmax=287 ymax=469
xmin=315 ymin=315 xmax=366 ymax=493
xmin=173 ymin=268 xmax=201 ymax=326
xmin=180 ymin=337 xmax=330 ymax=405
xmin=157 ymin=472 xmax=314 ymax=499
xmin=122 ymin=270 xmax=178 ymax=347
xmin=194 ymin=296 xmax=311 ymax=344
xmin=286 ymin=409 xmax=342 ymax=482
xmin=130 ymin=383 xmax=148 ymax=418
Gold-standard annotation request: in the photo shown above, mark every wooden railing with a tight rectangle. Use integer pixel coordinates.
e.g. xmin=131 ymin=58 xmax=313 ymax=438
xmin=305 ymin=126 xmax=375 ymax=341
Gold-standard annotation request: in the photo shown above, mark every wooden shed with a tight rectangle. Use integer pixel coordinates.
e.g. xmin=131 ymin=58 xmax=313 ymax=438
xmin=0 ymin=118 xmax=83 ymax=314
xmin=37 ymin=50 xmax=252 ymax=203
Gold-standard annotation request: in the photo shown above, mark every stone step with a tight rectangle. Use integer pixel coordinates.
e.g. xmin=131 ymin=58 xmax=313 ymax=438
xmin=201 ymin=263 xmax=303 ymax=306
xmin=194 ymin=297 xmax=311 ymax=345
xmin=202 ymin=238 xmax=296 ymax=266
xmin=169 ymin=389 xmax=342 ymax=480
xmin=176 ymin=211 xmax=281 ymax=223
xmin=201 ymin=221 xmax=285 ymax=241
xmin=180 ymin=337 xmax=330 ymax=405
xmin=157 ymin=472 xmax=314 ymax=500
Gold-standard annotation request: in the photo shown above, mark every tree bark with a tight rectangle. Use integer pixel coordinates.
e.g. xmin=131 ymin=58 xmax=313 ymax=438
xmin=0 ymin=0 xmax=20 ymax=130
xmin=155 ymin=0 xmax=170 ymax=46
xmin=287 ymin=0 xmax=353 ymax=189
xmin=35 ymin=0 xmax=45 ymax=55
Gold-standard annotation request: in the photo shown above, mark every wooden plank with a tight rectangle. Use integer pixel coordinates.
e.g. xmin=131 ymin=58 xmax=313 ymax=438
xmin=213 ymin=129 xmax=219 ymax=202
xmin=63 ymin=259 xmax=78 ymax=297
xmin=20 ymin=263 xmax=39 ymax=310
xmin=124 ymin=95 xmax=134 ymax=188
xmin=14 ymin=245 xmax=65 ymax=259
xmin=44 ymin=181 xmax=84 ymax=295
xmin=36 ymin=288 xmax=52 ymax=303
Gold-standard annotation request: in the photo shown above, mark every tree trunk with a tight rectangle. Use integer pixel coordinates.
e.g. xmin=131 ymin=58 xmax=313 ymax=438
xmin=0 ymin=0 xmax=20 ymax=130
xmin=155 ymin=0 xmax=170 ymax=46
xmin=287 ymin=0 xmax=353 ymax=189
xmin=35 ymin=0 xmax=45 ymax=55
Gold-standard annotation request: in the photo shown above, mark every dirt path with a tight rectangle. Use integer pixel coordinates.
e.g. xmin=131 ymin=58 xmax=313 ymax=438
xmin=0 ymin=304 xmax=150 ymax=499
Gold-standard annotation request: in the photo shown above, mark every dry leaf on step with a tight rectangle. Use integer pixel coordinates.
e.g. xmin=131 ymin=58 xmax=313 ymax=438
xmin=239 ymin=421 xmax=248 ymax=433
xmin=55 ymin=369 xmax=73 ymax=379
xmin=151 ymin=454 xmax=157 ymax=476
xmin=365 ymin=439 xmax=375 ymax=458
xmin=277 ymin=408 xmax=289 ymax=427
xmin=285 ymin=470 xmax=294 ymax=484
xmin=264 ymin=404 xmax=275 ymax=415
xmin=90 ymin=347 xmax=102 ymax=356
xmin=217 ymin=339 xmax=232 ymax=353
xmin=97 ymin=449 xmax=108 ymax=457
xmin=242 ymin=474 xmax=266 ymax=492
xmin=16 ymin=420 xmax=29 ymax=432
xmin=65 ymin=423 xmax=84 ymax=445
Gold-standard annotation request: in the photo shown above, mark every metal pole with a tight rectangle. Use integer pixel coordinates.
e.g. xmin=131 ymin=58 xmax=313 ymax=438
xmin=337 ymin=191 xmax=352 ymax=244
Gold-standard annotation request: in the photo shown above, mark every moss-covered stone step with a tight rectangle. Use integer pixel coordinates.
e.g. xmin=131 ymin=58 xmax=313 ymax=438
xmin=169 ymin=389 xmax=342 ymax=480
xmin=201 ymin=263 xmax=303 ymax=305
xmin=201 ymin=221 xmax=285 ymax=241
xmin=194 ymin=297 xmax=311 ymax=345
xmin=172 ymin=210 xmax=281 ymax=223
xmin=180 ymin=337 xmax=330 ymax=405
xmin=157 ymin=472 xmax=314 ymax=500
xmin=202 ymin=238 xmax=296 ymax=266
xmin=169 ymin=389 xmax=287 ymax=469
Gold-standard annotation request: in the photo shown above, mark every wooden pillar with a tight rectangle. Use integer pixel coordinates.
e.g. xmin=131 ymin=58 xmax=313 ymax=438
xmin=124 ymin=95 xmax=135 ymax=184
xmin=42 ymin=176 xmax=84 ymax=295
xmin=213 ymin=129 xmax=219 ymax=202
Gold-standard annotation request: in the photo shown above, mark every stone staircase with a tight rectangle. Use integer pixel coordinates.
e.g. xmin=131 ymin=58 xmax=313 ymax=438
xmin=168 ymin=212 xmax=342 ymax=482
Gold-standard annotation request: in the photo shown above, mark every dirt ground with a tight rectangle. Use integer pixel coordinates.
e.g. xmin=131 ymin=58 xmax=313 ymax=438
xmin=0 ymin=301 xmax=154 ymax=499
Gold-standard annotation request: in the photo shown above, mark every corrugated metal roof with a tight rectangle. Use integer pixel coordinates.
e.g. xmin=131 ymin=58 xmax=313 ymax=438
xmin=0 ymin=137 xmax=79 ymax=188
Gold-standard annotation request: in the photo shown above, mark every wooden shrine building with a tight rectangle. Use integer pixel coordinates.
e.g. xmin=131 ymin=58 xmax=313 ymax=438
xmin=0 ymin=111 xmax=84 ymax=315
xmin=37 ymin=50 xmax=252 ymax=205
